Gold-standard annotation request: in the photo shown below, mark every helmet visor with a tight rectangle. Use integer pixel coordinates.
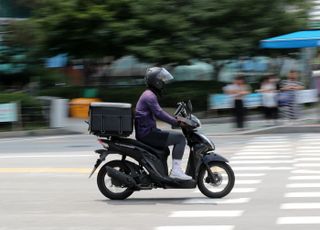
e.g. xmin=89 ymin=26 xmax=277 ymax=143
xmin=158 ymin=68 xmax=174 ymax=83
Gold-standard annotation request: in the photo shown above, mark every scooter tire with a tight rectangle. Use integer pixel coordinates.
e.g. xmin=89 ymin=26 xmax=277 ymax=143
xmin=198 ymin=162 xmax=235 ymax=198
xmin=97 ymin=160 xmax=134 ymax=200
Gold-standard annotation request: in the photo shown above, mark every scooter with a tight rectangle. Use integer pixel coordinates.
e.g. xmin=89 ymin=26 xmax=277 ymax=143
xmin=89 ymin=100 xmax=235 ymax=200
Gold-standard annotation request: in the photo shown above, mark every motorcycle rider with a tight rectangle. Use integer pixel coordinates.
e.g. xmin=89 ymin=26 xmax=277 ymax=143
xmin=135 ymin=67 xmax=192 ymax=180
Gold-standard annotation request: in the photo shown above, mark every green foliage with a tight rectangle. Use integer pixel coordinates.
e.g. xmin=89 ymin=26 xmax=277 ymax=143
xmin=26 ymin=0 xmax=309 ymax=63
xmin=38 ymin=81 xmax=224 ymax=110
xmin=0 ymin=92 xmax=41 ymax=108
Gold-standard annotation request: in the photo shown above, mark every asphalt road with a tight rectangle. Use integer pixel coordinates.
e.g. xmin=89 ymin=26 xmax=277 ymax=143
xmin=1 ymin=133 xmax=320 ymax=230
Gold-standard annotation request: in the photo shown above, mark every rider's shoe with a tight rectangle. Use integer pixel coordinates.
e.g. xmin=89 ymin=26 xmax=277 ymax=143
xmin=170 ymin=168 xmax=192 ymax=180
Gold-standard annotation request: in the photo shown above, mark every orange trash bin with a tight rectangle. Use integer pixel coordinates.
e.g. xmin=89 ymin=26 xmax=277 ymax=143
xmin=69 ymin=98 xmax=102 ymax=119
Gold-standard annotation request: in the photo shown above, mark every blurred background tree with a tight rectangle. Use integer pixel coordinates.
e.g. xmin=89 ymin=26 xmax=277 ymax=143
xmin=23 ymin=0 xmax=309 ymax=63
xmin=1 ymin=0 xmax=310 ymax=88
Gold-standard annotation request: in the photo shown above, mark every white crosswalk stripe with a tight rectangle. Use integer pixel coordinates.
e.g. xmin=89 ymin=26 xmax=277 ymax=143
xmin=277 ymin=134 xmax=320 ymax=227
xmin=156 ymin=226 xmax=234 ymax=230
xmin=158 ymin=134 xmax=320 ymax=230
xmin=183 ymin=198 xmax=250 ymax=204
xmin=169 ymin=210 xmax=243 ymax=217
xmin=277 ymin=216 xmax=320 ymax=225
xmin=285 ymin=192 xmax=320 ymax=198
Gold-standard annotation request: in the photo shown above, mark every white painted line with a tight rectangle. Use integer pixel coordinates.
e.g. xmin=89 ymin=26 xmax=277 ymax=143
xmin=254 ymin=135 xmax=288 ymax=140
xmin=285 ymin=192 xmax=320 ymax=198
xmin=277 ymin=216 xmax=320 ymax=225
xmin=287 ymin=183 xmax=320 ymax=188
xmin=281 ymin=203 xmax=320 ymax=209
xmin=249 ymin=141 xmax=290 ymax=145
xmin=169 ymin=210 xmax=243 ymax=218
xmin=235 ymin=152 xmax=290 ymax=155
xmin=297 ymin=146 xmax=320 ymax=150
xmin=0 ymin=135 xmax=84 ymax=143
xmin=194 ymin=187 xmax=257 ymax=194
xmin=244 ymin=146 xmax=291 ymax=149
xmin=236 ymin=180 xmax=261 ymax=185
xmin=156 ymin=226 xmax=234 ymax=230
xmin=294 ymin=163 xmax=320 ymax=167
xmin=232 ymin=156 xmax=291 ymax=160
xmin=235 ymin=173 xmax=265 ymax=177
xmin=0 ymin=154 xmax=93 ymax=159
xmin=232 ymin=188 xmax=257 ymax=193
xmin=295 ymin=158 xmax=320 ymax=161
xmin=292 ymin=169 xmax=320 ymax=174
xmin=289 ymin=175 xmax=320 ymax=180
xmin=296 ymin=153 xmax=320 ymax=155
xmin=183 ymin=198 xmax=250 ymax=204
xmin=231 ymin=160 xmax=294 ymax=164
xmin=234 ymin=166 xmax=293 ymax=171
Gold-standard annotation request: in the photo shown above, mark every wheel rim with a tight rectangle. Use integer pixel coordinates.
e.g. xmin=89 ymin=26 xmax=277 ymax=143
xmin=103 ymin=166 xmax=127 ymax=194
xmin=202 ymin=165 xmax=230 ymax=193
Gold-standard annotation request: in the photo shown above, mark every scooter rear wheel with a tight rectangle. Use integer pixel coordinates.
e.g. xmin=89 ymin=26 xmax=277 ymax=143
xmin=198 ymin=162 xmax=235 ymax=198
xmin=97 ymin=160 xmax=134 ymax=200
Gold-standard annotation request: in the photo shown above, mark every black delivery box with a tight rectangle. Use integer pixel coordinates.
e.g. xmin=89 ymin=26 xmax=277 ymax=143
xmin=89 ymin=102 xmax=133 ymax=137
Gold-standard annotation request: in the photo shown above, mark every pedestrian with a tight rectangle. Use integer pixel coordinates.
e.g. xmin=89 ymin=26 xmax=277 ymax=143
xmin=256 ymin=75 xmax=279 ymax=126
xmin=224 ymin=75 xmax=251 ymax=130
xmin=279 ymin=70 xmax=304 ymax=121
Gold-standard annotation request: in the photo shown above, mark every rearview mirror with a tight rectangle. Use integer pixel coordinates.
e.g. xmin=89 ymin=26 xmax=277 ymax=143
xmin=187 ymin=100 xmax=193 ymax=112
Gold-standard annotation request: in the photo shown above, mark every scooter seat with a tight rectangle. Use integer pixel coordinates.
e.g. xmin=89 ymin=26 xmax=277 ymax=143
xmin=115 ymin=137 xmax=168 ymax=159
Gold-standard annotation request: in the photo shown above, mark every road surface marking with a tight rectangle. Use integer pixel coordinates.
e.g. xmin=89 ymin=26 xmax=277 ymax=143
xmin=236 ymin=180 xmax=261 ymax=185
xmin=281 ymin=203 xmax=320 ymax=209
xmin=234 ymin=152 xmax=289 ymax=155
xmin=169 ymin=210 xmax=243 ymax=217
xmin=0 ymin=154 xmax=93 ymax=159
xmin=0 ymin=168 xmax=91 ymax=173
xmin=248 ymin=141 xmax=290 ymax=145
xmin=235 ymin=173 xmax=265 ymax=177
xmin=287 ymin=183 xmax=320 ymax=188
xmin=285 ymin=192 xmax=320 ymax=198
xmin=233 ymin=166 xmax=293 ymax=171
xmin=183 ymin=198 xmax=250 ymax=204
xmin=297 ymin=146 xmax=320 ymax=150
xmin=231 ymin=160 xmax=294 ymax=164
xmin=277 ymin=216 xmax=320 ymax=225
xmin=296 ymin=153 xmax=320 ymax=155
xmin=156 ymin=226 xmax=234 ymax=230
xmin=194 ymin=188 xmax=257 ymax=194
xmin=232 ymin=188 xmax=257 ymax=193
xmin=232 ymin=156 xmax=291 ymax=160
xmin=291 ymin=169 xmax=320 ymax=174
xmin=295 ymin=158 xmax=320 ymax=161
xmin=0 ymin=135 xmax=86 ymax=143
xmin=294 ymin=163 xmax=320 ymax=167
xmin=289 ymin=175 xmax=320 ymax=180
xmin=244 ymin=146 xmax=291 ymax=149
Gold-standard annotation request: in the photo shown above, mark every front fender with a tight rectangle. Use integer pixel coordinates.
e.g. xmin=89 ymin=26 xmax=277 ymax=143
xmin=194 ymin=152 xmax=229 ymax=180
xmin=202 ymin=152 xmax=229 ymax=165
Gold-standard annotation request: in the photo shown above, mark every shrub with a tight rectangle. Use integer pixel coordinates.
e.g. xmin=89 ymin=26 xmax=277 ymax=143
xmin=38 ymin=81 xmax=224 ymax=111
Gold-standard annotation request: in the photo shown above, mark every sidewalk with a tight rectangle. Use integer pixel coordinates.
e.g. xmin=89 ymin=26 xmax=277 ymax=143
xmin=64 ymin=112 xmax=320 ymax=136
xmin=1 ymin=108 xmax=319 ymax=138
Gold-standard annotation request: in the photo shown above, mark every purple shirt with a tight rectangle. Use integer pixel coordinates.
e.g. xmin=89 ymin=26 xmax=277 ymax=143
xmin=135 ymin=89 xmax=178 ymax=139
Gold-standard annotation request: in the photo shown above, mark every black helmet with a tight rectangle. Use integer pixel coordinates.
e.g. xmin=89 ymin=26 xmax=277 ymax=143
xmin=145 ymin=67 xmax=174 ymax=93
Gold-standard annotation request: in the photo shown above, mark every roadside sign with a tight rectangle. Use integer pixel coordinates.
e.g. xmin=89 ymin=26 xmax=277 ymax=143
xmin=209 ymin=90 xmax=318 ymax=109
xmin=0 ymin=103 xmax=18 ymax=122
xmin=296 ymin=89 xmax=318 ymax=104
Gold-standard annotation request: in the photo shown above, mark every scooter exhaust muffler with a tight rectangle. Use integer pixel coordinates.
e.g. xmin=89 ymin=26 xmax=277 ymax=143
xmin=106 ymin=166 xmax=136 ymax=188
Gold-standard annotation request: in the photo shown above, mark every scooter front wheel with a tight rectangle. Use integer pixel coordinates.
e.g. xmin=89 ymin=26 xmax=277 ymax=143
xmin=198 ymin=162 xmax=235 ymax=198
xmin=97 ymin=160 xmax=134 ymax=200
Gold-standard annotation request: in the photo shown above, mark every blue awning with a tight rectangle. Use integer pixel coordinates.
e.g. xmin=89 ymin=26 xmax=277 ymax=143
xmin=260 ymin=30 xmax=320 ymax=49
